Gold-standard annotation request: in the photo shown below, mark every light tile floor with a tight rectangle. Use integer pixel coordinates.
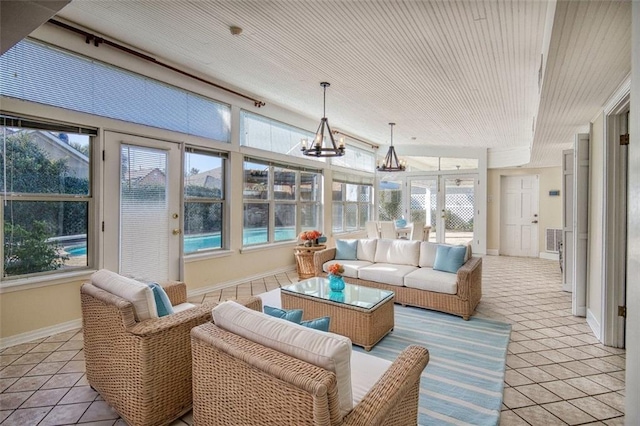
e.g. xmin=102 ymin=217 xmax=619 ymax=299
xmin=0 ymin=256 xmax=625 ymax=425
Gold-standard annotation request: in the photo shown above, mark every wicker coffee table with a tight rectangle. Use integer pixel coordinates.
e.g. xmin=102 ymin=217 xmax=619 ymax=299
xmin=281 ymin=277 xmax=395 ymax=351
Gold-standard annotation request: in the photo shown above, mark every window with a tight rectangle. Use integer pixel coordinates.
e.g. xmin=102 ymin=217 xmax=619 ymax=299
xmin=240 ymin=111 xmax=320 ymax=161
xmin=332 ymin=176 xmax=374 ymax=234
xmin=243 ymin=158 xmax=322 ymax=246
xmin=183 ymin=149 xmax=226 ymax=253
xmin=1 ymin=117 xmax=94 ymax=279
xmin=331 ymin=143 xmax=376 ymax=172
xmin=1 ymin=39 xmax=231 ymax=141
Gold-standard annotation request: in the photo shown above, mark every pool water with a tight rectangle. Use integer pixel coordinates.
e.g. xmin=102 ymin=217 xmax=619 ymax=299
xmin=65 ymin=228 xmax=297 ymax=256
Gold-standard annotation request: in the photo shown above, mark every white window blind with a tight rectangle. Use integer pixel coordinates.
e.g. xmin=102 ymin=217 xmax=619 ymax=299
xmin=120 ymin=145 xmax=169 ymax=279
xmin=0 ymin=39 xmax=231 ymax=142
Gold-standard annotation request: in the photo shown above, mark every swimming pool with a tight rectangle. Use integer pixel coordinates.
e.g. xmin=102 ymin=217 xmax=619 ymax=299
xmin=65 ymin=228 xmax=297 ymax=256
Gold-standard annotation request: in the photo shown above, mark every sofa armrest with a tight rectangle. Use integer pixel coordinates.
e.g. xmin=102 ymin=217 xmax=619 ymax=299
xmin=456 ymin=256 xmax=482 ymax=302
xmin=342 ymin=345 xmax=429 ymax=426
xmin=314 ymin=247 xmax=337 ymax=276
xmin=161 ymin=281 xmax=187 ymax=306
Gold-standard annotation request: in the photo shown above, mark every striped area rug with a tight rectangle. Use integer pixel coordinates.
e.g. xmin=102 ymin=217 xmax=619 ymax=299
xmin=354 ymin=306 xmax=511 ymax=426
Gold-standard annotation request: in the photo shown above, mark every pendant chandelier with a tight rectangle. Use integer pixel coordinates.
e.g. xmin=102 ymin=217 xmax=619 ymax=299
xmin=301 ymin=82 xmax=345 ymax=157
xmin=377 ymin=122 xmax=406 ymax=172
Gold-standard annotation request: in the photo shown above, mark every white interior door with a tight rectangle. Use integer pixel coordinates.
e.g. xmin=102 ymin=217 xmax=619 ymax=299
xmin=573 ymin=133 xmax=589 ymax=317
xmin=500 ymin=175 xmax=539 ymax=257
xmin=562 ymin=149 xmax=574 ymax=292
xmin=104 ymin=132 xmax=182 ymax=281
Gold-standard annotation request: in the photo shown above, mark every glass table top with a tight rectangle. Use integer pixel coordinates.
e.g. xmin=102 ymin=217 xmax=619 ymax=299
xmin=281 ymin=277 xmax=394 ymax=310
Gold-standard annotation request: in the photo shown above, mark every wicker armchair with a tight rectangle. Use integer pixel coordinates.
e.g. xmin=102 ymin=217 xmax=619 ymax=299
xmin=81 ymin=281 xmax=261 ymax=426
xmin=191 ymin=322 xmax=429 ymax=426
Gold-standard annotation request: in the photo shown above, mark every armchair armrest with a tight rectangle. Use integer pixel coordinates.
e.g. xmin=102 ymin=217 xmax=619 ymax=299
xmin=342 ymin=345 xmax=429 ymax=426
xmin=314 ymin=247 xmax=337 ymax=276
xmin=456 ymin=256 xmax=482 ymax=302
xmin=126 ymin=300 xmax=216 ymax=337
xmin=161 ymin=281 xmax=187 ymax=305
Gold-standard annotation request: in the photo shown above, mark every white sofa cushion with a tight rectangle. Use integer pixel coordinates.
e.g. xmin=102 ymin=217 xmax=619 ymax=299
xmin=404 ymin=268 xmax=458 ymax=294
xmin=358 ymin=263 xmax=419 ymax=286
xmin=172 ymin=302 xmax=197 ymax=313
xmin=91 ymin=269 xmax=158 ymax=321
xmin=324 ymin=260 xmax=373 ymax=278
xmin=357 ymin=239 xmax=378 ymax=262
xmin=374 ymin=239 xmax=420 ymax=267
xmin=419 ymin=242 xmax=439 ymax=268
xmin=212 ymin=301 xmax=353 ymax=419
xmin=351 ymin=350 xmax=392 ymax=406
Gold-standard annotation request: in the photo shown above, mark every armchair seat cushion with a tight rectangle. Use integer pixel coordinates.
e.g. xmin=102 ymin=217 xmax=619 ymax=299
xmin=212 ymin=301 xmax=354 ymax=418
xmin=351 ymin=350 xmax=392 ymax=406
xmin=358 ymin=263 xmax=419 ymax=286
xmin=404 ymin=268 xmax=458 ymax=294
xmin=173 ymin=302 xmax=197 ymax=313
xmin=323 ymin=259 xmax=373 ymax=278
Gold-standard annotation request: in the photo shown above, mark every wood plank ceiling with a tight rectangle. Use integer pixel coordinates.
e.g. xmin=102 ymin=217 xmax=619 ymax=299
xmin=51 ymin=0 xmax=631 ymax=168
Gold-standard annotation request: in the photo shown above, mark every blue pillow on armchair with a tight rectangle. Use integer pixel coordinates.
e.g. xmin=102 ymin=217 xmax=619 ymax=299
xmin=301 ymin=316 xmax=331 ymax=332
xmin=263 ymin=306 xmax=304 ymax=323
xmin=433 ymin=245 xmax=467 ymax=273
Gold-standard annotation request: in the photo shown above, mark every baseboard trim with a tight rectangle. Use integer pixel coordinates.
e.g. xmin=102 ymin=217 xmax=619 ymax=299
xmin=0 ymin=319 xmax=82 ymax=350
xmin=586 ymin=309 xmax=602 ymax=341
xmin=486 ymin=249 xmax=499 ymax=256
xmin=539 ymin=252 xmax=560 ymax=261
xmin=187 ymin=265 xmax=297 ymax=298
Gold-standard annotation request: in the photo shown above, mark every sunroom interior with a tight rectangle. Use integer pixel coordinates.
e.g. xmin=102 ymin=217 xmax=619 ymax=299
xmin=0 ymin=0 xmax=639 ymax=423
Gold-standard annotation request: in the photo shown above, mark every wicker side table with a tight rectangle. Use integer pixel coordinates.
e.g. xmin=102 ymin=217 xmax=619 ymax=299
xmin=293 ymin=245 xmax=326 ymax=279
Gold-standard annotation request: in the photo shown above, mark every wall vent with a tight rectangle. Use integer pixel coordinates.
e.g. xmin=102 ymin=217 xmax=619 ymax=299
xmin=545 ymin=228 xmax=562 ymax=253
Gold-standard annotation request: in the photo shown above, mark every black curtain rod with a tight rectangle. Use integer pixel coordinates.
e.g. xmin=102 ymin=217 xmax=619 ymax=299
xmin=332 ymin=129 xmax=379 ymax=150
xmin=48 ymin=19 xmax=266 ymax=108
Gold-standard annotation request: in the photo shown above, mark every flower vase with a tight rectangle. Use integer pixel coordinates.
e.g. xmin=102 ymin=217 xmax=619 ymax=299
xmin=304 ymin=240 xmax=312 ymax=247
xmin=329 ymin=274 xmax=345 ymax=292
xmin=329 ymin=290 xmax=345 ymax=303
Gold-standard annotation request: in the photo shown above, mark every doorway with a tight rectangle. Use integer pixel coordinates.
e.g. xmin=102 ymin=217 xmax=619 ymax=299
xmin=379 ymin=174 xmax=477 ymax=245
xmin=104 ymin=132 xmax=183 ymax=281
xmin=603 ymin=99 xmax=629 ymax=348
xmin=500 ymin=175 xmax=539 ymax=257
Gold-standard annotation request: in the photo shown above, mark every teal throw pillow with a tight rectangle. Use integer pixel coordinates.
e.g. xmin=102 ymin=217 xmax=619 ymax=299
xmin=433 ymin=245 xmax=467 ymax=273
xmin=301 ymin=316 xmax=331 ymax=332
xmin=335 ymin=239 xmax=357 ymax=260
xmin=264 ymin=306 xmax=303 ymax=323
xmin=147 ymin=282 xmax=174 ymax=317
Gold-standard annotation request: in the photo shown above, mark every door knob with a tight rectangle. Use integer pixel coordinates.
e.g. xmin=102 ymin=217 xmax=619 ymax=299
xmin=172 ymin=229 xmax=182 ymax=235
xmin=531 ymin=220 xmax=538 ymax=224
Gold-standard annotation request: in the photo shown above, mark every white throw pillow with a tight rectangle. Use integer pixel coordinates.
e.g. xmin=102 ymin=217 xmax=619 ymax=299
xmin=212 ymin=301 xmax=353 ymax=419
xmin=386 ymin=240 xmax=420 ymax=266
xmin=357 ymin=239 xmax=377 ymax=262
xmin=90 ymin=269 xmax=158 ymax=321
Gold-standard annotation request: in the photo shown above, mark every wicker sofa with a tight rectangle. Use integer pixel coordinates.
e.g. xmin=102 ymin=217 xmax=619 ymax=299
xmin=191 ymin=300 xmax=429 ymax=426
xmin=81 ymin=270 xmax=261 ymax=426
xmin=314 ymin=239 xmax=482 ymax=320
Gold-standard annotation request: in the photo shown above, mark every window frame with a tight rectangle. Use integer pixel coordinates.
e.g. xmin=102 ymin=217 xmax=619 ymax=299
xmin=0 ymin=116 xmax=96 ymax=282
xmin=183 ymin=147 xmax=228 ymax=255
xmin=332 ymin=180 xmax=374 ymax=234
xmin=243 ymin=157 xmax=322 ymax=247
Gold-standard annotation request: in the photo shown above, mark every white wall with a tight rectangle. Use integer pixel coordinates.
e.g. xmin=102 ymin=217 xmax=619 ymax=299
xmin=625 ymin=2 xmax=640 ymax=422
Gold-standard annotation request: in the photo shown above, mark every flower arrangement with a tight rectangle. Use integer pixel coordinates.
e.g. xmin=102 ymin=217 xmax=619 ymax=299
xmin=328 ymin=263 xmax=345 ymax=277
xmin=299 ymin=230 xmax=322 ymax=246
xmin=299 ymin=230 xmax=322 ymax=241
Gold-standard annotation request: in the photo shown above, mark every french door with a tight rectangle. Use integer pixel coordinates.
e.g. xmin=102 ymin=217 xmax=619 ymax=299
xmin=380 ymin=174 xmax=476 ymax=244
xmin=104 ymin=132 xmax=182 ymax=281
